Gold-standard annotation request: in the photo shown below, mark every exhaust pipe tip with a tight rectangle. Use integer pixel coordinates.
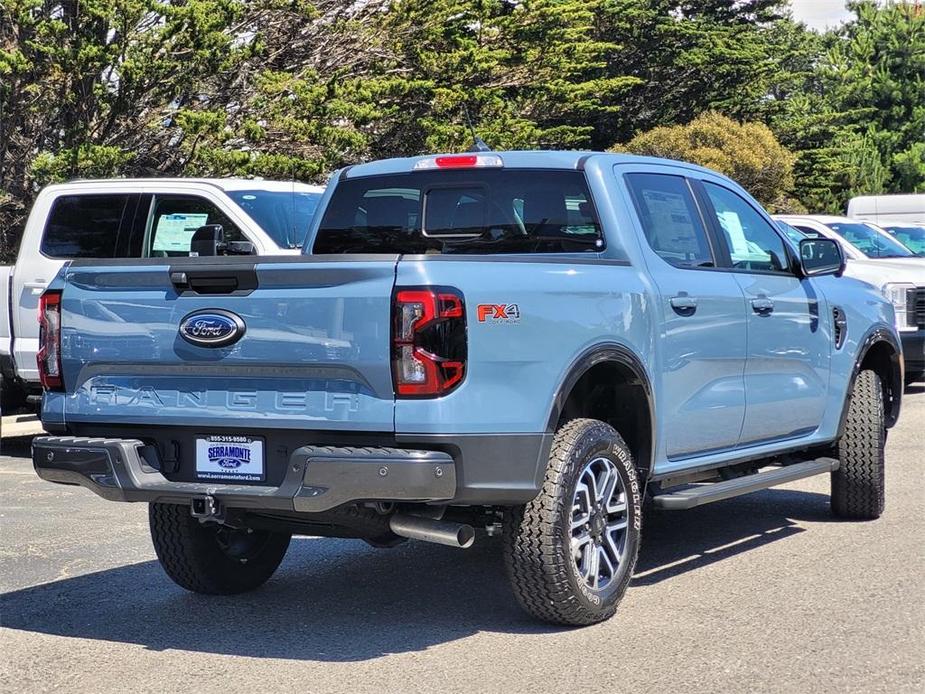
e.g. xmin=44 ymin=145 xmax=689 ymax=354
xmin=389 ymin=513 xmax=476 ymax=549
xmin=456 ymin=524 xmax=476 ymax=549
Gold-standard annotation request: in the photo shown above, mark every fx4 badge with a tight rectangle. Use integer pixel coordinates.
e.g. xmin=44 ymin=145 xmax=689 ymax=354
xmin=477 ymin=303 xmax=521 ymax=324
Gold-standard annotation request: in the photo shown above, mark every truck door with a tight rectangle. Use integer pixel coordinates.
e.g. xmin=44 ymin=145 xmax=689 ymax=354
xmin=12 ymin=192 xmax=138 ymax=383
xmin=696 ymin=179 xmax=830 ymax=445
xmin=622 ymin=170 xmax=747 ymax=459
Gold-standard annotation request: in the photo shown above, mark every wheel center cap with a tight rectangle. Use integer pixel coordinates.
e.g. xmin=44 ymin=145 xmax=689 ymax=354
xmin=590 ymin=512 xmax=606 ymax=537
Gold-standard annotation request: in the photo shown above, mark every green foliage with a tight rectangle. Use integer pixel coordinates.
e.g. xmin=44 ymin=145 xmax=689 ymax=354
xmin=592 ymin=0 xmax=796 ymax=145
xmin=775 ymin=1 xmax=925 ymax=210
xmin=616 ymin=112 xmax=795 ymax=208
xmin=30 ymin=145 xmax=134 ymax=183
xmin=826 ymin=1 xmax=925 ymax=178
xmin=0 ymin=0 xmax=254 ymax=259
xmin=1 ymin=0 xmax=923 ymax=261
xmin=373 ymin=0 xmax=639 ymax=153
xmin=893 ymin=142 xmax=925 ymax=192
xmin=839 ymin=132 xmax=890 ymax=199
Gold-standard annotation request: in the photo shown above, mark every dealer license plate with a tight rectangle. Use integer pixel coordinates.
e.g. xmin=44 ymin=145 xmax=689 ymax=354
xmin=195 ymin=435 xmax=265 ymax=482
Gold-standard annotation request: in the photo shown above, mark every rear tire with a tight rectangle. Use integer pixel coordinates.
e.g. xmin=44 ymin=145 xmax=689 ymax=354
xmin=832 ymin=370 xmax=885 ymax=520
xmin=149 ymin=503 xmax=291 ymax=594
xmin=503 ymin=418 xmax=642 ymax=626
xmin=0 ymin=375 xmax=27 ymax=414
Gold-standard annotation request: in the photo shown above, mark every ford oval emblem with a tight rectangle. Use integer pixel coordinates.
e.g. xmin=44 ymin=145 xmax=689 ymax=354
xmin=179 ymin=310 xmax=245 ymax=348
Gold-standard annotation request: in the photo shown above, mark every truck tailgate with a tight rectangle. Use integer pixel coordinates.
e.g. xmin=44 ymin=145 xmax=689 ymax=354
xmin=59 ymin=256 xmax=398 ymax=431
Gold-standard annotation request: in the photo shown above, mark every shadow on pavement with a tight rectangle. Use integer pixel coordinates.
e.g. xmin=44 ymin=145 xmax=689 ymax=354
xmin=0 ymin=435 xmax=35 ymax=458
xmin=635 ymin=487 xmax=832 ymax=585
xmin=1 ymin=487 xmax=830 ymax=660
xmin=1 ymin=537 xmax=550 ymax=661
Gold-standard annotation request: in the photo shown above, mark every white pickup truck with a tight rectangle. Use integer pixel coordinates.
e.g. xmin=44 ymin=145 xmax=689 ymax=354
xmin=774 ymin=214 xmax=925 ymax=384
xmin=1 ymin=178 xmax=323 ymax=409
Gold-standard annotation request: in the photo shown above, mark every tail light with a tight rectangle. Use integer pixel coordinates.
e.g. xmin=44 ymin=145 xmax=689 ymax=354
xmin=37 ymin=291 xmax=63 ymax=390
xmin=413 ymin=154 xmax=503 ymax=170
xmin=392 ymin=287 xmax=467 ymax=397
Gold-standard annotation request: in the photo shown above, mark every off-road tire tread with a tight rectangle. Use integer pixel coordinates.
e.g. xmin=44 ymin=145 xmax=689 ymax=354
xmin=832 ymin=370 xmax=885 ymax=519
xmin=149 ymin=502 xmax=291 ymax=594
xmin=0 ymin=376 xmax=27 ymax=414
xmin=503 ymin=418 xmax=639 ymax=626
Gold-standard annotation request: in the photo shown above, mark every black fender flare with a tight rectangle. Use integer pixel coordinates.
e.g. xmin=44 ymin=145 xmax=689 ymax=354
xmin=837 ymin=325 xmax=903 ymax=437
xmin=545 ymin=342 xmax=656 ymax=476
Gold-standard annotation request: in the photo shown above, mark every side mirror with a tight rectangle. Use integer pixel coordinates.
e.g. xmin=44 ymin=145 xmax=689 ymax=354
xmin=799 ymin=238 xmax=845 ymax=277
xmin=190 ymin=224 xmax=224 ymax=257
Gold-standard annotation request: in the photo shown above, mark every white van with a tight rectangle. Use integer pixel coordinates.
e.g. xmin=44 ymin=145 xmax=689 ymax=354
xmin=847 ymin=194 xmax=925 ymax=226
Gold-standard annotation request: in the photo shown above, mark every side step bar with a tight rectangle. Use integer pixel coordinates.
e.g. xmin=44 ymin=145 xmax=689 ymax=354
xmin=652 ymin=458 xmax=840 ymax=511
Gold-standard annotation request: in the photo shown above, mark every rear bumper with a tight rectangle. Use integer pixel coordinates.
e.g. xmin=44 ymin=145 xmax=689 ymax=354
xmin=900 ymin=329 xmax=925 ymax=372
xmin=36 ymin=424 xmax=552 ymax=506
xmin=32 ymin=437 xmax=458 ymax=513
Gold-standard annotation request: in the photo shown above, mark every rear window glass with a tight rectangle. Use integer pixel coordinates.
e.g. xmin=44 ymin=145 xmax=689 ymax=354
xmin=41 ymin=194 xmax=131 ymax=259
xmin=312 ymin=170 xmax=604 ymax=254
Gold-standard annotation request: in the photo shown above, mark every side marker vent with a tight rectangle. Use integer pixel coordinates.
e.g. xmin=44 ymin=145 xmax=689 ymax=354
xmin=833 ymin=306 xmax=847 ymax=350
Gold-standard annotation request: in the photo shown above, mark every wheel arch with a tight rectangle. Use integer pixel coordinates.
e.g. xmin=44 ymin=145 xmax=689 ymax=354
xmin=546 ymin=343 xmax=655 ymax=478
xmin=838 ymin=326 xmax=903 ymax=436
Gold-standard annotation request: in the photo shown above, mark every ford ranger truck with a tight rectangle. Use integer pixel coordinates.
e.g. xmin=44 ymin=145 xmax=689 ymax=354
xmin=32 ymin=152 xmax=903 ymax=626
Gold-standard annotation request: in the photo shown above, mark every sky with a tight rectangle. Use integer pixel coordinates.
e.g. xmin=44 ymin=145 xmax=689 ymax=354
xmin=789 ymin=0 xmax=855 ymax=30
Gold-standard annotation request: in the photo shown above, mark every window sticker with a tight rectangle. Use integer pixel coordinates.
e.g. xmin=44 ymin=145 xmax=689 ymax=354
xmin=641 ymin=189 xmax=701 ymax=254
xmin=152 ymin=213 xmax=209 ymax=252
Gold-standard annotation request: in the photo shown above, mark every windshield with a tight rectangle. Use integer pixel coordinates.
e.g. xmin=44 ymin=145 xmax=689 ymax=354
xmin=227 ymin=189 xmax=322 ymax=249
xmin=312 ymin=169 xmax=604 ymax=255
xmin=827 ymin=222 xmax=915 ymax=258
xmin=882 ymin=225 xmax=925 ymax=256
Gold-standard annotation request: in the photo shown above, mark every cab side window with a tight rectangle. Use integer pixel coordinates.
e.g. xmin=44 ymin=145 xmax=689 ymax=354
xmin=146 ymin=195 xmax=244 ymax=256
xmin=41 ymin=194 xmax=132 ymax=259
xmin=702 ymin=183 xmax=790 ymax=273
xmin=625 ymin=173 xmax=715 ymax=268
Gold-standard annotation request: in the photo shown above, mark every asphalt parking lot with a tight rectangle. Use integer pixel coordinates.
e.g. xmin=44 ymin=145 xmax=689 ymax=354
xmin=1 ymin=387 xmax=923 ymax=693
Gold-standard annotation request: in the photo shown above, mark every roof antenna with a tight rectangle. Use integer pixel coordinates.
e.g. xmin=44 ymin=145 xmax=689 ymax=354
xmin=462 ymin=104 xmax=491 ymax=152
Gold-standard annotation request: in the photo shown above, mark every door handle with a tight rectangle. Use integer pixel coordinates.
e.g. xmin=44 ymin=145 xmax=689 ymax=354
xmin=751 ymin=298 xmax=774 ymax=316
xmin=24 ymin=281 xmax=47 ymax=295
xmin=669 ymin=295 xmax=698 ymax=316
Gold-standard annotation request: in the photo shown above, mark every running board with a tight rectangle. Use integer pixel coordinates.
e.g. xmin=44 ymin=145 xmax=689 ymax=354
xmin=651 ymin=458 xmax=840 ymax=511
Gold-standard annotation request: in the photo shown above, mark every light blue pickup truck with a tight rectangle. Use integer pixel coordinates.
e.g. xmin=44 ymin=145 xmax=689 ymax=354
xmin=32 ymin=151 xmax=904 ymax=625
